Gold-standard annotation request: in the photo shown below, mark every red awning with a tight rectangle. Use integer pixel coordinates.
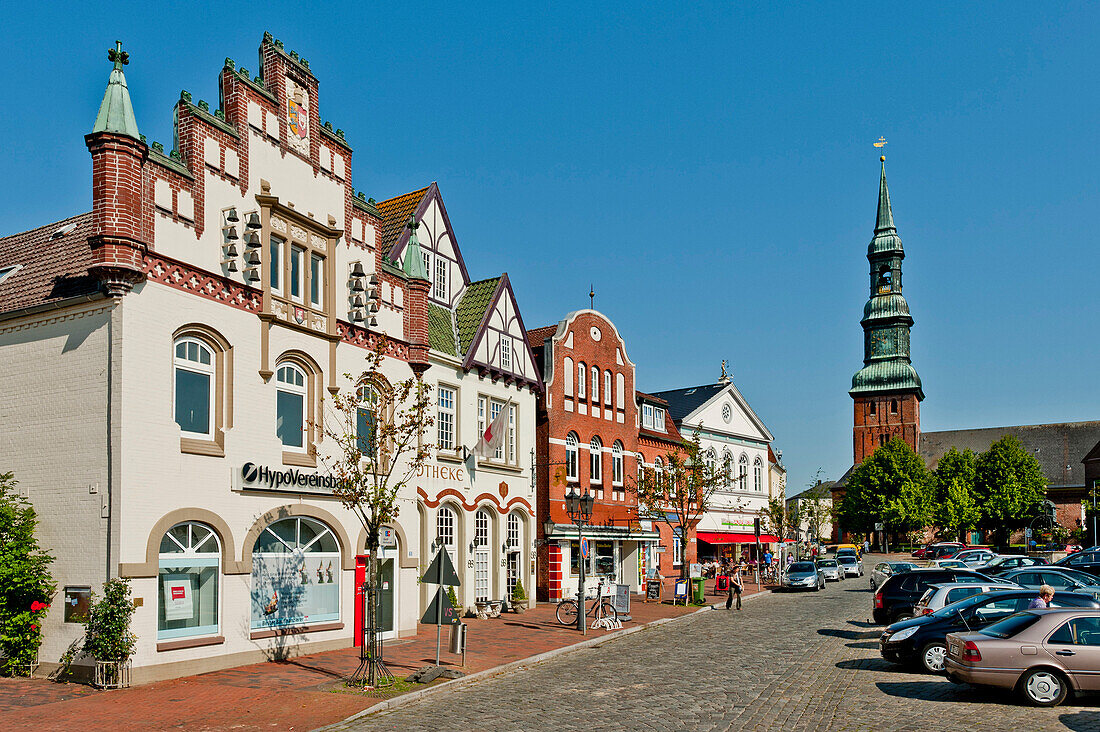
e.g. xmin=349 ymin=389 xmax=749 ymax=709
xmin=696 ymin=531 xmax=779 ymax=544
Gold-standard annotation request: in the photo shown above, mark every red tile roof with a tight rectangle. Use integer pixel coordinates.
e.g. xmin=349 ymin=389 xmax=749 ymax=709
xmin=525 ymin=325 xmax=557 ymax=345
xmin=375 ymin=185 xmax=430 ymax=258
xmin=0 ymin=212 xmax=98 ymax=315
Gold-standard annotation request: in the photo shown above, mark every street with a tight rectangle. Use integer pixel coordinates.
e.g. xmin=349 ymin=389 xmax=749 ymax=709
xmin=329 ymin=558 xmax=1100 ymax=732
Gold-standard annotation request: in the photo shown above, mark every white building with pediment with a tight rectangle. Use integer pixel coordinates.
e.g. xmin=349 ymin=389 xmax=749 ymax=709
xmin=651 ymin=372 xmax=779 ymax=561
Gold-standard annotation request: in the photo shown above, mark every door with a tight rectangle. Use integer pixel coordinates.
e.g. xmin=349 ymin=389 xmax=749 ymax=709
xmin=354 ymin=555 xmax=396 ymax=643
xmin=1045 ymin=616 xmax=1100 ymax=690
xmin=507 ymin=551 xmax=520 ymax=599
xmin=475 ymin=547 xmax=490 ymax=602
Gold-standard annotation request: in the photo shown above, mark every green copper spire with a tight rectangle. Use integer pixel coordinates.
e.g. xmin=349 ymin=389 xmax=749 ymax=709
xmin=851 ymin=157 xmax=923 ymax=400
xmin=401 ymin=217 xmax=429 ymax=281
xmin=92 ymin=41 xmax=140 ymax=140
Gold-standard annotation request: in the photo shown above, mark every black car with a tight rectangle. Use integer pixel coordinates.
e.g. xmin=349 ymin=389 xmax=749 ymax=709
xmin=1055 ymin=550 xmax=1100 ymax=579
xmin=998 ymin=567 xmax=1100 ymax=598
xmin=880 ymin=589 xmax=1100 ymax=673
xmin=872 ymin=568 xmax=996 ymax=625
xmin=977 ymin=556 xmax=1049 ymax=576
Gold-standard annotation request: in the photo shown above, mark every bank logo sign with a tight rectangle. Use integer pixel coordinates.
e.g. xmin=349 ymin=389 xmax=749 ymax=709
xmin=240 ymin=462 xmax=338 ymax=495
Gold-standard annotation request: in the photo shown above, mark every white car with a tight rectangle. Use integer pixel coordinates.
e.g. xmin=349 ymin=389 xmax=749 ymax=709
xmin=952 ymin=548 xmax=998 ymax=568
xmin=912 ymin=581 xmax=1021 ymax=616
xmin=926 ymin=559 xmax=969 ymax=570
xmin=837 ymin=554 xmax=863 ymax=578
xmin=816 ymin=559 xmax=843 ymax=582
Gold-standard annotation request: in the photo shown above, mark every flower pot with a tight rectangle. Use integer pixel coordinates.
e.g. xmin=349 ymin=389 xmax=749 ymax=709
xmin=94 ymin=660 xmax=131 ymax=689
xmin=512 ymin=601 xmax=528 ymax=614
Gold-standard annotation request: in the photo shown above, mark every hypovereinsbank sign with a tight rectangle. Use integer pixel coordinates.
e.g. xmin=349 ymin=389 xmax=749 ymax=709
xmin=239 ymin=462 xmax=338 ymax=495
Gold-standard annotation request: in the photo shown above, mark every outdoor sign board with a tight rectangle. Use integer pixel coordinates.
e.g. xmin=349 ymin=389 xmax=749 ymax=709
xmin=674 ymin=579 xmax=689 ymax=600
xmin=379 ymin=526 xmax=396 ymax=547
xmin=645 ymin=579 xmax=662 ymax=602
xmin=613 ymin=584 xmax=630 ymax=614
xmin=715 ymin=575 xmax=730 ymax=593
xmin=689 ymin=563 xmax=702 ymax=579
xmin=421 ymin=588 xmax=461 ymax=626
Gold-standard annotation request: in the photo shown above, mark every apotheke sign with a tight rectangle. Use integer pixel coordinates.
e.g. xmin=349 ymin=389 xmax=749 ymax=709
xmin=239 ymin=462 xmax=338 ymax=495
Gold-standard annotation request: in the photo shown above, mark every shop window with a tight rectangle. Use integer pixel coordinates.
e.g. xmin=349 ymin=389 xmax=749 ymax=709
xmin=250 ymin=517 xmax=340 ymax=630
xmin=174 ymin=337 xmax=214 ymax=438
xmin=276 ymin=363 xmax=307 ymax=450
xmin=159 ymin=521 xmax=220 ymax=640
xmin=595 ymin=541 xmax=615 ymax=577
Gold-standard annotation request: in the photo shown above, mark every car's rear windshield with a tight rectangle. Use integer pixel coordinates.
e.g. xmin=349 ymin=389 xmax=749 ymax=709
xmin=838 ymin=556 xmax=857 ymax=563
xmin=818 ymin=560 xmax=838 ymax=567
xmin=979 ymin=612 xmax=1041 ymax=638
xmin=891 ymin=563 xmax=917 ymax=572
xmin=789 ymin=562 xmax=815 ymax=572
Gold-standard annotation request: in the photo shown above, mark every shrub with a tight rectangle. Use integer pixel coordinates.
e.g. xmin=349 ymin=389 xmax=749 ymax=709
xmin=511 ymin=579 xmax=527 ymax=604
xmin=83 ymin=579 xmax=137 ymax=664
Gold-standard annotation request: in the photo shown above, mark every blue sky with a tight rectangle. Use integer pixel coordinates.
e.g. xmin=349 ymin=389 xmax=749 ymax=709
xmin=2 ymin=2 xmax=1097 ymax=493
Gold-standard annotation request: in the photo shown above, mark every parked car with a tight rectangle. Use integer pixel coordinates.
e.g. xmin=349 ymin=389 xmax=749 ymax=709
xmin=928 ymin=545 xmax=965 ymax=560
xmin=913 ymin=581 xmax=1023 ymax=616
xmin=952 ymin=548 xmax=998 ymax=568
xmin=978 ymin=555 xmax=1049 ymax=576
xmin=815 ymin=558 xmax=843 ymax=582
xmin=1055 ymin=551 xmax=1100 ymax=579
xmin=871 ymin=561 xmax=918 ymax=590
xmin=927 ymin=559 xmax=969 ymax=570
xmin=873 ymin=568 xmax=997 ymax=625
xmin=882 ymin=589 xmax=1100 ymax=673
xmin=945 ymin=609 xmax=1100 ymax=706
xmin=837 ymin=554 xmax=863 ymax=578
xmin=781 ymin=561 xmax=826 ymax=591
xmin=828 ymin=543 xmax=862 ymax=558
xmin=998 ymin=567 xmax=1100 ymax=599
xmin=914 ymin=542 xmax=964 ymax=560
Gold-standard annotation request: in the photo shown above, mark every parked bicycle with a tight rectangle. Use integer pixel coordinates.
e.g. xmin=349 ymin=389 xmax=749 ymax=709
xmin=555 ymin=578 xmax=619 ymax=625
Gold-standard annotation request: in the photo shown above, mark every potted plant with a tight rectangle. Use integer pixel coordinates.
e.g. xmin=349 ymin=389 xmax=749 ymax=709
xmin=83 ymin=579 xmax=137 ymax=689
xmin=511 ymin=579 xmax=528 ymax=614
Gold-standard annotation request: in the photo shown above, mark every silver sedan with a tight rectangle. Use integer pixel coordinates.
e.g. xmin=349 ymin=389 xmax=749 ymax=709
xmin=816 ymin=559 xmax=843 ymax=582
xmin=782 ymin=561 xmax=826 ymax=591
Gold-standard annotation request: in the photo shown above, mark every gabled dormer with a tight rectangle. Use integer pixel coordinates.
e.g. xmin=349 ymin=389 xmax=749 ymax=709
xmin=378 ymin=183 xmax=470 ymax=309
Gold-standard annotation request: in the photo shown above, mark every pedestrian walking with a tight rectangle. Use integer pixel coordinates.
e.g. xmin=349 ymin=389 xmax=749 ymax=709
xmin=726 ymin=565 xmax=744 ymax=610
xmin=863 ymin=539 xmax=870 ymax=556
xmin=1028 ymin=585 xmax=1055 ymax=609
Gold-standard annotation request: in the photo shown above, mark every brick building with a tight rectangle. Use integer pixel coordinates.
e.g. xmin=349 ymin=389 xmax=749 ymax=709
xmin=0 ymin=34 xmax=539 ymax=683
xmin=634 ymin=392 xmax=691 ymax=579
xmin=528 ymin=310 xmax=661 ymax=602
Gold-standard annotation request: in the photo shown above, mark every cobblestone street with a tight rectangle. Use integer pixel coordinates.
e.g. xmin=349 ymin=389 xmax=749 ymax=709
xmin=330 ymin=561 xmax=1100 ymax=732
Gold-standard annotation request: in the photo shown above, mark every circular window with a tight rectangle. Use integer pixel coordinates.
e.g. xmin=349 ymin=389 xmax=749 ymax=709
xmin=590 ymin=326 xmax=602 ymax=342
xmin=722 ymin=403 xmax=732 ymax=423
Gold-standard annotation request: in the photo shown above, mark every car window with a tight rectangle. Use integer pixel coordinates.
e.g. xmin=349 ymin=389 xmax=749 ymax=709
xmin=946 ymin=587 xmax=981 ymax=604
xmin=1042 ymin=573 xmax=1076 ymax=589
xmin=1049 ymin=617 xmax=1100 ymax=646
xmin=971 ymin=597 xmax=1023 ymax=622
xmin=1013 ymin=572 xmax=1040 ymax=586
xmin=981 ymin=612 xmax=1042 ymax=638
xmin=789 ymin=562 xmax=814 ymax=572
xmin=1066 ymin=553 xmax=1098 ymax=566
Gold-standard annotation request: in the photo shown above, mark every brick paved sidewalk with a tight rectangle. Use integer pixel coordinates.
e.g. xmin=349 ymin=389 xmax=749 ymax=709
xmin=0 ymin=585 xmax=756 ymax=732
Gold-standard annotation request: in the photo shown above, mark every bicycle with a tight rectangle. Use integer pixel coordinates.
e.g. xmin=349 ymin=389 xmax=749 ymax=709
xmin=555 ymin=578 xmax=619 ymax=625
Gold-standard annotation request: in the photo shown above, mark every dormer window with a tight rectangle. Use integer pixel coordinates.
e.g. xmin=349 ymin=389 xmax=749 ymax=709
xmin=0 ymin=264 xmax=23 ymax=285
xmin=641 ymin=404 xmax=665 ymax=432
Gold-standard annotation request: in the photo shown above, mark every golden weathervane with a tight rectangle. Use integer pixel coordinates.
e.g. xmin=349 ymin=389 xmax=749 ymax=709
xmin=873 ymin=136 xmax=888 ymax=149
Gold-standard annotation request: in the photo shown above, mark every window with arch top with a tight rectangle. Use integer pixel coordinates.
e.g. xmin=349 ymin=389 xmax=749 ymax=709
xmin=276 ymin=363 xmax=307 ymax=450
xmin=738 ymin=453 xmax=749 ymax=489
xmin=753 ymin=456 xmax=763 ymax=492
xmin=565 ymin=432 xmax=579 ymax=481
xmin=158 ymin=521 xmax=220 ymax=640
xmin=611 ymin=441 xmax=624 ymax=486
xmin=173 ymin=327 xmax=232 ymax=457
xmin=250 ymin=516 xmax=340 ymax=630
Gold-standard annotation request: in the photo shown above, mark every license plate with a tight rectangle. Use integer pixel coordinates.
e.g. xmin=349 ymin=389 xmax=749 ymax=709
xmin=949 ymin=642 xmax=960 ymax=657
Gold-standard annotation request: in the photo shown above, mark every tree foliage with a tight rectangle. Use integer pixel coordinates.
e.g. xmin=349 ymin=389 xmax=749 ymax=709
xmin=973 ymin=435 xmax=1047 ymax=531
xmin=0 ymin=472 xmax=54 ymax=672
xmin=837 ymin=437 xmax=930 ymax=534
xmin=631 ymin=432 xmax=733 ymax=579
xmin=799 ymin=470 xmax=834 ymax=543
xmin=82 ymin=578 xmax=137 ymax=664
xmin=760 ymin=495 xmax=799 ymax=545
xmin=932 ymin=448 xmax=980 ymax=541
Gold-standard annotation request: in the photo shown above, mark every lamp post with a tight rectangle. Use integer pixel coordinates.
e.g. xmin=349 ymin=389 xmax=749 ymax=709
xmin=564 ymin=487 xmax=595 ymax=635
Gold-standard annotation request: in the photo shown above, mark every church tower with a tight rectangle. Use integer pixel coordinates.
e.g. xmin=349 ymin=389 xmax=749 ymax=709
xmin=850 ymin=157 xmax=924 ymax=464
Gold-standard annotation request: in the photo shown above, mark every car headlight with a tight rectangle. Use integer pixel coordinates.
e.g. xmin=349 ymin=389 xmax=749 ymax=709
xmin=888 ymin=626 xmax=918 ymax=642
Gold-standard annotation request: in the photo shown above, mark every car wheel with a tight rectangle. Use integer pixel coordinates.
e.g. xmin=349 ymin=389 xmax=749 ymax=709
xmin=1019 ymin=668 xmax=1069 ymax=707
xmin=893 ymin=611 xmax=914 ymax=623
xmin=919 ymin=641 xmax=948 ymax=673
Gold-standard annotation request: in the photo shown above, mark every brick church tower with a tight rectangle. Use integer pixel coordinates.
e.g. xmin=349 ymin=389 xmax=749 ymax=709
xmin=850 ymin=157 xmax=924 ymax=464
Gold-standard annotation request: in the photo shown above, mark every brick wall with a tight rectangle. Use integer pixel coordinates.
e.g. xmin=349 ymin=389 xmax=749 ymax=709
xmin=853 ymin=392 xmax=921 ymax=464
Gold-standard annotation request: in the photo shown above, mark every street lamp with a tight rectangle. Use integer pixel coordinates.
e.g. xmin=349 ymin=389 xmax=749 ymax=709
xmin=564 ymin=487 xmax=595 ymax=634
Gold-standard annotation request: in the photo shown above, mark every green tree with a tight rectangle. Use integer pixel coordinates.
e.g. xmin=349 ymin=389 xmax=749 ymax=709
xmin=760 ymin=495 xmax=800 ymax=549
xmin=882 ymin=479 xmax=934 ymax=537
xmin=974 ymin=435 xmax=1047 ymax=544
xmin=932 ymin=448 xmax=980 ymax=542
xmin=0 ymin=472 xmax=55 ymax=673
xmin=837 ymin=438 xmax=931 ymax=536
xmin=800 ymin=470 xmax=834 ymax=544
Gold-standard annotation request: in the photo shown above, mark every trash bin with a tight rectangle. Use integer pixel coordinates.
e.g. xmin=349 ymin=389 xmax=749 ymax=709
xmin=691 ymin=577 xmax=706 ymax=604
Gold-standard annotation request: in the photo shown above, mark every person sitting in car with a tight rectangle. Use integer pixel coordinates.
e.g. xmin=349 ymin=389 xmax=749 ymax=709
xmin=1028 ymin=584 xmax=1055 ymax=609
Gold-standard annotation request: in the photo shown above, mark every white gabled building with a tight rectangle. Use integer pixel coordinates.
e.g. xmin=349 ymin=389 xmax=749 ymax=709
xmin=0 ymin=34 xmax=538 ymax=683
xmin=651 ymin=370 xmax=778 ymax=562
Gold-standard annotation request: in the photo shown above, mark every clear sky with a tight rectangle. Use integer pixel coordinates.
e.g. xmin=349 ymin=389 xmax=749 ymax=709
xmin=2 ymin=2 xmax=1097 ymax=494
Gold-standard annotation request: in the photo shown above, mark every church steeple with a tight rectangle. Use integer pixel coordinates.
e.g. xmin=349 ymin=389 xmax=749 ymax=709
xmin=849 ymin=157 xmax=923 ymax=464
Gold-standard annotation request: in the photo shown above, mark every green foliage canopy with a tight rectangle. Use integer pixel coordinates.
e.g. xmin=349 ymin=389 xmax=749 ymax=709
xmin=837 ymin=438 xmax=930 ymax=534
xmin=0 ymin=472 xmax=55 ymax=672
xmin=973 ymin=435 xmax=1047 ymax=530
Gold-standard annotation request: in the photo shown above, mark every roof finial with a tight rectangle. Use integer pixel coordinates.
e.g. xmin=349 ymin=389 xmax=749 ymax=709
xmin=401 ymin=216 xmax=429 ymax=281
xmin=589 ymin=284 xmax=595 ymax=310
xmin=108 ymin=40 xmax=129 ymax=69
xmin=718 ymin=359 xmax=731 ymax=385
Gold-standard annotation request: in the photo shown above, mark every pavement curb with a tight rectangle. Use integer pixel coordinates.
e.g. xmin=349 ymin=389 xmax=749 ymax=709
xmin=314 ymin=593 xmax=766 ymax=730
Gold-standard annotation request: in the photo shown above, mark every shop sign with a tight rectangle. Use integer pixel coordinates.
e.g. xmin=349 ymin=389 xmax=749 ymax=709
xmin=162 ymin=575 xmax=194 ymax=621
xmin=415 ymin=462 xmax=465 ymax=483
xmin=239 ymin=462 xmax=338 ymax=495
xmin=379 ymin=526 xmax=397 ymax=547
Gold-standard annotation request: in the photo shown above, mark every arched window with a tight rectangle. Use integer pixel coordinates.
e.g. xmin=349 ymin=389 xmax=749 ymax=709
xmin=251 ymin=517 xmax=340 ymax=630
xmin=611 ymin=441 xmax=624 ymax=487
xmin=723 ymin=449 xmax=733 ymax=487
xmin=654 ymin=456 xmax=664 ymax=491
xmin=739 ymin=454 xmax=749 ymax=490
xmin=577 ymin=362 xmax=586 ymax=398
xmin=604 ymin=370 xmax=612 ymax=406
xmin=437 ymin=505 xmax=458 ymax=568
xmin=174 ymin=338 xmax=214 ymax=438
xmin=754 ymin=457 xmax=763 ymax=492
xmin=590 ymin=437 xmax=603 ymax=486
xmin=636 ymin=453 xmax=645 ymax=486
xmin=507 ymin=512 xmax=521 ymax=550
xmin=890 ymin=399 xmax=898 ymax=414
xmin=590 ymin=367 xmax=599 ymax=403
xmin=474 ymin=508 xmax=492 ymax=602
xmin=563 ymin=356 xmax=574 ymax=397
xmin=276 ymin=363 xmax=307 ymax=450
xmin=565 ymin=432 xmax=579 ymax=481
xmin=506 ymin=512 xmax=524 ymax=599
xmin=615 ymin=373 xmax=625 ymax=409
xmin=158 ymin=521 xmax=220 ymax=640
xmin=705 ymin=448 xmax=717 ymax=473
xmin=356 ymin=384 xmax=381 ymax=459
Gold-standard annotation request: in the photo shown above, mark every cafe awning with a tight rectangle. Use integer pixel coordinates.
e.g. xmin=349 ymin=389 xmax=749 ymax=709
xmin=696 ymin=531 xmax=779 ymax=544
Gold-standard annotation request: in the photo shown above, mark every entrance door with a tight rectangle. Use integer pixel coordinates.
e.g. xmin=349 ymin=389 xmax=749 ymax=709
xmin=354 ymin=554 xmax=396 ymax=644
xmin=506 ymin=551 xmax=520 ymax=599
xmin=475 ymin=548 xmax=490 ymax=602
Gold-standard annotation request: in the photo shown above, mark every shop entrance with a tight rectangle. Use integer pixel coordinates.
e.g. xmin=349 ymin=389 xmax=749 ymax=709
xmin=506 ymin=550 xmax=520 ymax=598
xmin=354 ymin=554 xmax=395 ymax=644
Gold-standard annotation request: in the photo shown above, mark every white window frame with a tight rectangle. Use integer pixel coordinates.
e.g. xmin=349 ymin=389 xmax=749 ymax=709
xmin=500 ymin=337 xmax=512 ymax=371
xmin=437 ymin=505 xmax=457 ymax=567
xmin=422 ymin=250 xmax=432 ymax=283
xmin=0 ymin=264 xmax=23 ymax=284
xmin=577 ymin=362 xmax=586 ymax=399
xmin=565 ymin=432 xmax=579 ymax=482
xmin=754 ymin=457 xmax=764 ymax=492
xmin=604 ymin=370 xmax=612 ymax=406
xmin=673 ymin=528 xmax=683 ymax=567
xmin=507 ymin=512 xmax=521 ymax=550
xmin=508 ymin=403 xmax=517 ymax=464
xmin=612 ymin=441 xmax=624 ymax=487
xmin=655 ymin=408 xmax=665 ymax=431
xmin=437 ymin=385 xmax=456 ymax=451
xmin=174 ymin=337 xmax=215 ymax=439
xmin=276 ymin=363 xmax=307 ymax=451
xmin=563 ymin=357 xmax=574 ymax=397
xmin=642 ymin=403 xmax=654 ymax=429
xmin=590 ymin=437 xmax=603 ymax=486
xmin=739 ymin=454 xmax=749 ymax=490
xmin=434 ymin=256 xmax=447 ymax=300
xmin=158 ymin=521 xmax=221 ymax=641
xmin=590 ymin=367 xmax=599 ymax=403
